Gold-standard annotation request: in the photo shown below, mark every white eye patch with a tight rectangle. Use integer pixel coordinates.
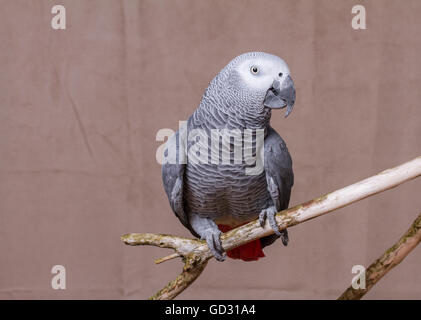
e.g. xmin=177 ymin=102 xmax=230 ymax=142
xmin=236 ymin=56 xmax=290 ymax=91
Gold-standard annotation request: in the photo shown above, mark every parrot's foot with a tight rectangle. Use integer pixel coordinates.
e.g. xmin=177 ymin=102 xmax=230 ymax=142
xmin=259 ymin=206 xmax=289 ymax=246
xmin=201 ymin=228 xmax=226 ymax=262
xmin=188 ymin=214 xmax=226 ymax=261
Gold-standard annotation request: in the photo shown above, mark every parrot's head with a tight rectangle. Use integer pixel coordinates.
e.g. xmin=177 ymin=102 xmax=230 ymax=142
xmin=232 ymin=52 xmax=295 ymax=118
xmin=208 ymin=52 xmax=296 ymax=122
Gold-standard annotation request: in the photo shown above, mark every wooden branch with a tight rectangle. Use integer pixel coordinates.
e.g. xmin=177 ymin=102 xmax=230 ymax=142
xmin=338 ymin=212 xmax=421 ymax=300
xmin=121 ymin=156 xmax=421 ymax=300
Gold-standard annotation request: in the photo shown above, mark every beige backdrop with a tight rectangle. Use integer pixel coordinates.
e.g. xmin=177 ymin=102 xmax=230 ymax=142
xmin=0 ymin=0 xmax=420 ymax=299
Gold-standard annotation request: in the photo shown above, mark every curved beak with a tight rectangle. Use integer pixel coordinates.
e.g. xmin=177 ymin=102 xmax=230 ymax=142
xmin=263 ymin=75 xmax=296 ymax=118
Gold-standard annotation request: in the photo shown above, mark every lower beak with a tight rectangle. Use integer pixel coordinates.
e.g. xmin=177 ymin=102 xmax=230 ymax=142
xmin=263 ymin=75 xmax=296 ymax=117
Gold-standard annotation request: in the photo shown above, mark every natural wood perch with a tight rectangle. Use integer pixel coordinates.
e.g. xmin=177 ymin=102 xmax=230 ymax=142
xmin=338 ymin=212 xmax=421 ymax=300
xmin=121 ymin=156 xmax=421 ymax=300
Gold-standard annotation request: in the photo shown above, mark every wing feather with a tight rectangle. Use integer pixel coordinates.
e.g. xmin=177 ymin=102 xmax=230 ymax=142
xmin=161 ymin=126 xmax=199 ymax=237
xmin=264 ymin=126 xmax=294 ymax=212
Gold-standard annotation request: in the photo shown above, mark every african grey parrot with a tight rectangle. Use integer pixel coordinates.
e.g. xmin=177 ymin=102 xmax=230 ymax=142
xmin=162 ymin=52 xmax=295 ymax=261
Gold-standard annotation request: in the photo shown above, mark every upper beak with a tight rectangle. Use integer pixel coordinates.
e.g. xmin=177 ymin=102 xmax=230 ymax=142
xmin=263 ymin=75 xmax=296 ymax=117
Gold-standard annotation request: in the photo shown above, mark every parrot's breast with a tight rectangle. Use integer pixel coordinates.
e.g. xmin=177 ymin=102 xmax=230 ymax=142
xmin=184 ymin=162 xmax=272 ymax=226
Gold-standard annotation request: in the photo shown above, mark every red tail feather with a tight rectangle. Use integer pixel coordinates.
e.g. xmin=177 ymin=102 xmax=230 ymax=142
xmin=218 ymin=224 xmax=265 ymax=261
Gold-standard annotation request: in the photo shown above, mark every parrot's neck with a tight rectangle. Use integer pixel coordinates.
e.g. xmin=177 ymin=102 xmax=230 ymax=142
xmin=233 ymin=107 xmax=272 ymax=131
xmin=193 ymin=102 xmax=272 ymax=133
xmin=195 ymin=74 xmax=272 ymax=132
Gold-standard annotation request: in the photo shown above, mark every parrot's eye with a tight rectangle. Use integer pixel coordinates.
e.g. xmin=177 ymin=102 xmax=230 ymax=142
xmin=250 ymin=66 xmax=259 ymax=75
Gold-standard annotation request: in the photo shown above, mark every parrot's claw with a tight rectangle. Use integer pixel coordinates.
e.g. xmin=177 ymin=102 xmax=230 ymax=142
xmin=202 ymin=228 xmax=226 ymax=262
xmin=259 ymin=206 xmax=280 ymax=235
xmin=280 ymin=228 xmax=289 ymax=246
xmin=259 ymin=206 xmax=289 ymax=246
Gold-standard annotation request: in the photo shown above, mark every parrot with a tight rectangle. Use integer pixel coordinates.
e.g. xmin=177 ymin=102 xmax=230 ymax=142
xmin=162 ymin=52 xmax=295 ymax=262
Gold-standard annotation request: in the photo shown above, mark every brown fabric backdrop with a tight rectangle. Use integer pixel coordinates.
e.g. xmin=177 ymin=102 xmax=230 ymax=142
xmin=0 ymin=0 xmax=420 ymax=299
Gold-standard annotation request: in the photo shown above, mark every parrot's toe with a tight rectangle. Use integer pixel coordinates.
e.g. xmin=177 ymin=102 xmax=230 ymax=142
xmin=280 ymin=229 xmax=289 ymax=246
xmin=259 ymin=206 xmax=283 ymax=237
xmin=202 ymin=229 xmax=226 ymax=262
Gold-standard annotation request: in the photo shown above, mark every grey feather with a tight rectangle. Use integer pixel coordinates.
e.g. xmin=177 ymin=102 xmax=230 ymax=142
xmin=260 ymin=126 xmax=294 ymax=248
xmin=264 ymin=126 xmax=294 ymax=212
xmin=162 ymin=129 xmax=199 ymax=238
